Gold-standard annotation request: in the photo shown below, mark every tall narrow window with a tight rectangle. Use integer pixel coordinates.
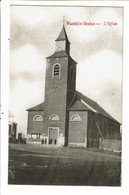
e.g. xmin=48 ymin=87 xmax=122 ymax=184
xmin=53 ymin=64 xmax=60 ymax=78
xmin=70 ymin=67 xmax=74 ymax=80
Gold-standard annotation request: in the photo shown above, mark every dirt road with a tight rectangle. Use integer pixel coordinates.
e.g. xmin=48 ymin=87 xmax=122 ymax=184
xmin=8 ymin=144 xmax=121 ymax=186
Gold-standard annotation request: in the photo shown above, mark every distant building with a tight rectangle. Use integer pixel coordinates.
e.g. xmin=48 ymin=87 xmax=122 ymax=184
xmin=8 ymin=112 xmax=17 ymax=141
xmin=27 ymin=25 xmax=121 ymax=150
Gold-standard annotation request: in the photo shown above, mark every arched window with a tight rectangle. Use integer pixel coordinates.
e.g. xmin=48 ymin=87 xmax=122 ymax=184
xmin=49 ymin=114 xmax=59 ymax=121
xmin=70 ymin=115 xmax=81 ymax=122
xmin=33 ymin=115 xmax=43 ymax=122
xmin=53 ymin=64 xmax=61 ymax=78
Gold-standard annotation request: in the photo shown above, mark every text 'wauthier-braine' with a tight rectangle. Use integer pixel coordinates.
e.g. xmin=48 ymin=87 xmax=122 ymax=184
xmin=66 ymin=21 xmax=117 ymax=26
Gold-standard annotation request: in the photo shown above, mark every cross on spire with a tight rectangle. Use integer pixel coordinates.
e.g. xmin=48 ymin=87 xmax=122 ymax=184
xmin=62 ymin=16 xmax=66 ymax=26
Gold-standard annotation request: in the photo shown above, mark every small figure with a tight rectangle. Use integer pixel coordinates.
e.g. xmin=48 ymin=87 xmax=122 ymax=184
xmin=41 ymin=139 xmax=44 ymax=145
xmin=54 ymin=139 xmax=57 ymax=145
xmin=45 ymin=138 xmax=47 ymax=144
xmin=49 ymin=139 xmax=52 ymax=144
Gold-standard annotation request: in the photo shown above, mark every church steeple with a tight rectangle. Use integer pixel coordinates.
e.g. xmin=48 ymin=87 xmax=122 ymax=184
xmin=55 ymin=25 xmax=70 ymax=43
xmin=55 ymin=25 xmax=70 ymax=55
xmin=43 ymin=22 xmax=77 ymax=146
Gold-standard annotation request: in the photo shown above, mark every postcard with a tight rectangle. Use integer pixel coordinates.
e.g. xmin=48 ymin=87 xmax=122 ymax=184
xmin=1 ymin=1 xmax=129 ymax=195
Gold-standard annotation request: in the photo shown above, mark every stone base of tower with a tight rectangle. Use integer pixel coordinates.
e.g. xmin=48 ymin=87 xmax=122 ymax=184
xmin=68 ymin=138 xmax=87 ymax=148
xmin=68 ymin=143 xmax=86 ymax=148
xmin=58 ymin=135 xmax=65 ymax=146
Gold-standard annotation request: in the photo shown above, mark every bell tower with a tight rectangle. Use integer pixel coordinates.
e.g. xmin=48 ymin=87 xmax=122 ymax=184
xmin=43 ymin=25 xmax=77 ymax=146
xmin=55 ymin=25 xmax=70 ymax=55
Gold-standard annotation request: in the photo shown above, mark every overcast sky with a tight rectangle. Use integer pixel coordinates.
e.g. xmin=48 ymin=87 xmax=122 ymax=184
xmin=9 ymin=6 xmax=123 ymax=135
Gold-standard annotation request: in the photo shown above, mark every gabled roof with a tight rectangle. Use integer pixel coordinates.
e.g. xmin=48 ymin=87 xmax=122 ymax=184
xmin=27 ymin=102 xmax=44 ymax=111
xmin=55 ymin=25 xmax=70 ymax=43
xmin=68 ymin=96 xmax=90 ymax=111
xmin=26 ymin=92 xmax=120 ymax=124
xmin=46 ymin=51 xmax=69 ymax=59
xmin=69 ymin=91 xmax=120 ymax=124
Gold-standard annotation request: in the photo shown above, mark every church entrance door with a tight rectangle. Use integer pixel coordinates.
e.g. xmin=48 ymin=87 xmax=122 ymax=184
xmin=48 ymin=127 xmax=59 ymax=145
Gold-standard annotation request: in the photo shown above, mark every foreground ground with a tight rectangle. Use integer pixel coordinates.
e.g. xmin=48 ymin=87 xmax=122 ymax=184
xmin=8 ymin=143 xmax=121 ymax=186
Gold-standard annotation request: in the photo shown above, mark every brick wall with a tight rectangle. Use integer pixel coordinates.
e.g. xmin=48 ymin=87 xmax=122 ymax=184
xmin=68 ymin=111 xmax=88 ymax=147
xmin=27 ymin=111 xmax=44 ymax=134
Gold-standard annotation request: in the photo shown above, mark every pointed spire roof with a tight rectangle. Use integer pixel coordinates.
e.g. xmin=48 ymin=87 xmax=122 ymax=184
xmin=55 ymin=25 xmax=70 ymax=43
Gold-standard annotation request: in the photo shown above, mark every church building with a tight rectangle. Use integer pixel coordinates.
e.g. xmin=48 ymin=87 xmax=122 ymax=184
xmin=27 ymin=25 xmax=121 ymax=150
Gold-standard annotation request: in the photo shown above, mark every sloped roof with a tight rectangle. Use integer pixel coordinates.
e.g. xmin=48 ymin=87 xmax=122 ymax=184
xmin=69 ymin=96 xmax=90 ymax=111
xmin=46 ymin=51 xmax=69 ymax=59
xmin=69 ymin=91 xmax=120 ymax=124
xmin=27 ymin=102 xmax=44 ymax=111
xmin=26 ymin=91 xmax=120 ymax=124
xmin=46 ymin=52 xmax=77 ymax=65
xmin=55 ymin=25 xmax=70 ymax=43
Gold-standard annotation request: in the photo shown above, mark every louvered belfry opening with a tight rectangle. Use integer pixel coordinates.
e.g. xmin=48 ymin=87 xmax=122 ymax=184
xmin=54 ymin=64 xmax=60 ymax=77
